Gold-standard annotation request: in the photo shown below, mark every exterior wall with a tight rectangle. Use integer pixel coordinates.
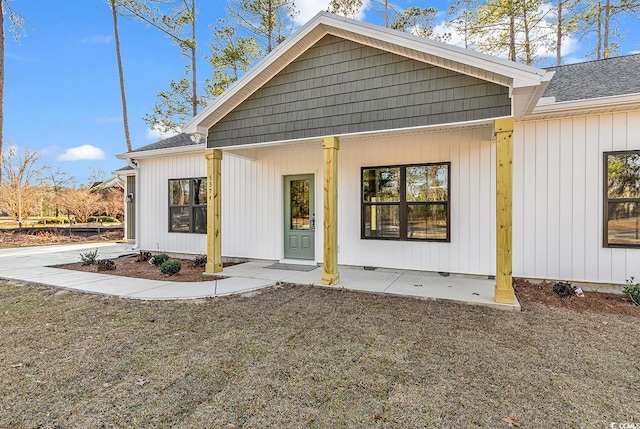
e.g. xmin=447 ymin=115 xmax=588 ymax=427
xmin=222 ymin=144 xmax=324 ymax=260
xmin=138 ymin=152 xmax=207 ymax=255
xmin=209 ymin=35 xmax=510 ymax=147
xmin=223 ymin=127 xmax=497 ymax=275
xmin=513 ymin=110 xmax=640 ymax=284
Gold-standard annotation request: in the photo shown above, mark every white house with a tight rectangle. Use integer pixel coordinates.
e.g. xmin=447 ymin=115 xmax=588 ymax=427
xmin=117 ymin=12 xmax=640 ymax=304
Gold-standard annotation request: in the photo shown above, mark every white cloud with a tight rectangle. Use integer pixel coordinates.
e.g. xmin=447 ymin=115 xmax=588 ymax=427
xmin=295 ymin=0 xmax=369 ymax=25
xmin=433 ymin=4 xmax=581 ymax=65
xmin=58 ymin=145 xmax=106 ymax=161
xmin=631 ymin=50 xmax=640 ymax=54
xmin=295 ymin=0 xmax=331 ymax=24
xmin=146 ymin=124 xmax=180 ymax=141
xmin=81 ymin=35 xmax=112 ymax=44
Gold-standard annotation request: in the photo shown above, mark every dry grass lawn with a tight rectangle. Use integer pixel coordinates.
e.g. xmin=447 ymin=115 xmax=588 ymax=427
xmin=1 ymin=281 xmax=639 ymax=428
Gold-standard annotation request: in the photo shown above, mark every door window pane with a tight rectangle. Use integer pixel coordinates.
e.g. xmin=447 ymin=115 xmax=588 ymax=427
xmin=363 ymin=204 xmax=400 ymax=238
xmin=290 ymin=179 xmax=310 ymax=230
xmin=363 ymin=168 xmax=400 ymax=202
xmin=607 ymin=202 xmax=640 ymax=246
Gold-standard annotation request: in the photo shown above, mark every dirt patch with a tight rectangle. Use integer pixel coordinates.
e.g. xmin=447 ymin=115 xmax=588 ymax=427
xmin=515 ymin=278 xmax=640 ymax=317
xmin=55 ymin=255 xmax=235 ymax=282
xmin=0 ymin=229 xmax=123 ymax=247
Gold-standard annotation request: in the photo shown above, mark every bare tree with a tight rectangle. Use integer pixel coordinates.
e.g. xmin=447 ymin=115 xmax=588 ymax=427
xmin=58 ymin=188 xmax=102 ymax=224
xmin=44 ymin=167 xmax=76 ymax=217
xmin=0 ymin=145 xmax=45 ymax=228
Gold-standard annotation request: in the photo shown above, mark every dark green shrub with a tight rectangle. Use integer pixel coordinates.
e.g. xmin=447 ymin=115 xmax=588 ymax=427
xmin=37 ymin=217 xmax=70 ymax=225
xmin=79 ymin=249 xmax=98 ymax=265
xmin=623 ymin=277 xmax=640 ymax=306
xmin=97 ymin=259 xmax=116 ymax=271
xmin=160 ymin=260 xmax=182 ymax=276
xmin=150 ymin=253 xmax=170 ymax=266
xmin=192 ymin=254 xmax=207 ymax=268
xmin=88 ymin=216 xmax=119 ymax=223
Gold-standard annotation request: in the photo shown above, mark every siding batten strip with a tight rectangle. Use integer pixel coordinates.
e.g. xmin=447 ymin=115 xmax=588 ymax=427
xmin=495 ymin=118 xmax=515 ymax=304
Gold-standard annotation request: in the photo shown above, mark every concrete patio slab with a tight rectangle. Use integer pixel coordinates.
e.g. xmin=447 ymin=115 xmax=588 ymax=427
xmin=0 ymin=243 xmax=521 ymax=310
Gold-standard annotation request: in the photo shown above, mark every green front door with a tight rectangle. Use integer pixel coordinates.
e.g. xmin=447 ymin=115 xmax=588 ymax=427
xmin=284 ymin=175 xmax=315 ymax=260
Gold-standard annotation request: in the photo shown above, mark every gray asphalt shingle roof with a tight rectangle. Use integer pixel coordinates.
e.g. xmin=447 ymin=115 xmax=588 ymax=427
xmin=543 ymin=54 xmax=640 ymax=102
xmin=129 ymin=133 xmax=198 ymax=153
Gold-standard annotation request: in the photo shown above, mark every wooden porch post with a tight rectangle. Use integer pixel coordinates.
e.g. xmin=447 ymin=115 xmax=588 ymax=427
xmin=205 ymin=148 xmax=223 ymax=273
xmin=322 ymin=136 xmax=340 ymax=285
xmin=495 ymin=118 xmax=515 ymax=304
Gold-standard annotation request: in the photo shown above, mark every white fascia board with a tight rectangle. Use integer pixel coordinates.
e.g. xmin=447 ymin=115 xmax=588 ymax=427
xmin=116 ymin=143 xmax=206 ymax=160
xmin=531 ymin=93 xmax=640 ymax=114
xmin=185 ymin=12 xmax=547 ymax=133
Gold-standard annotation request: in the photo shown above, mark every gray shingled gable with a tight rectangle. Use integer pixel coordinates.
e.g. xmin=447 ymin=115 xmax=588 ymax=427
xmin=209 ymin=35 xmax=511 ymax=147
xmin=129 ymin=133 xmax=197 ymax=153
xmin=543 ymin=54 xmax=640 ymax=102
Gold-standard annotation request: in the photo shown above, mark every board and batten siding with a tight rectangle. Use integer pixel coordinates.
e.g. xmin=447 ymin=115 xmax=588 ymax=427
xmin=138 ymin=153 xmax=207 ymax=255
xmin=513 ymin=111 xmax=640 ymax=284
xmin=209 ymin=34 xmax=510 ymax=148
xmin=224 ymin=127 xmax=496 ymax=275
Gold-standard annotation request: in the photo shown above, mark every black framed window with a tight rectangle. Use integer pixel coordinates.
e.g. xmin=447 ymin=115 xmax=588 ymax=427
xmin=169 ymin=178 xmax=207 ymax=233
xmin=604 ymin=151 xmax=640 ymax=248
xmin=362 ymin=163 xmax=450 ymax=241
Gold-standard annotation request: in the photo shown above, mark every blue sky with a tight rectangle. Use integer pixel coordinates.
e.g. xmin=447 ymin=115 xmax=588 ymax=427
xmin=5 ymin=0 xmax=640 ymax=184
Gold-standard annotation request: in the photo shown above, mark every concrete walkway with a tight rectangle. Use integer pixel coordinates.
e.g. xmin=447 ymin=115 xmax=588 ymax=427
xmin=0 ymin=243 xmax=520 ymax=311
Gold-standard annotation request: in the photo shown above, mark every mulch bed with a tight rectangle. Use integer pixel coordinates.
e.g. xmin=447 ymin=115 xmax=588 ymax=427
xmin=55 ymin=255 xmax=235 ymax=282
xmin=514 ymin=278 xmax=640 ymax=317
xmin=0 ymin=230 xmax=124 ymax=247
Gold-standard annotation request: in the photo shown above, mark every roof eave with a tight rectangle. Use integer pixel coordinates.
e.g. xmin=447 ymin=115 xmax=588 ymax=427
xmin=116 ymin=143 xmax=206 ymax=160
xmin=530 ymin=92 xmax=640 ymax=114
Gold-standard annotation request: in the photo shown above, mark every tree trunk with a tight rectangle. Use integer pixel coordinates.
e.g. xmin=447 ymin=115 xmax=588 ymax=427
xmin=190 ymin=0 xmax=197 ymax=117
xmin=523 ymin=5 xmax=532 ymax=65
xmin=0 ymin=2 xmax=5 ymax=184
xmin=509 ymin=12 xmax=516 ymax=62
xmin=597 ymin=0 xmax=603 ymax=59
xmin=385 ymin=0 xmax=389 ymax=27
xmin=110 ymin=0 xmax=132 ymax=152
xmin=603 ymin=0 xmax=610 ymax=58
xmin=556 ymin=0 xmax=563 ymax=65
xmin=267 ymin=0 xmax=273 ymax=53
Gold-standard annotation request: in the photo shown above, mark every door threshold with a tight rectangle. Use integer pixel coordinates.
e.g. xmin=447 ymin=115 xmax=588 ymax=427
xmin=279 ymin=258 xmax=318 ymax=266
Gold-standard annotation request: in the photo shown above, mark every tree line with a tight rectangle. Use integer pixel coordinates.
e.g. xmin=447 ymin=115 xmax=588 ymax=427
xmin=0 ymin=146 xmax=124 ymax=228
xmin=2 ymin=0 xmax=639 ymax=175
xmin=105 ymin=0 xmax=640 ymax=150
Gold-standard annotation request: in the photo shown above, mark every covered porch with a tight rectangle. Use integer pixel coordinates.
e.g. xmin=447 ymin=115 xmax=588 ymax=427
xmin=202 ymin=117 xmax=518 ymax=304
